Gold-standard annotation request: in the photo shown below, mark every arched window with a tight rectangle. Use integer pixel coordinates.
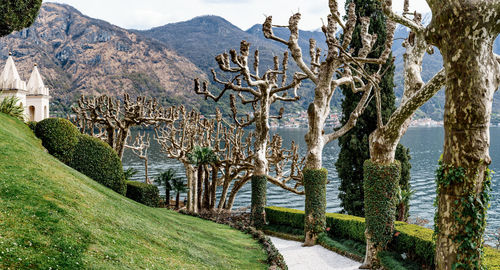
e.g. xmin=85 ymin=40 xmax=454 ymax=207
xmin=29 ymin=106 xmax=35 ymax=122
xmin=44 ymin=106 xmax=47 ymax=119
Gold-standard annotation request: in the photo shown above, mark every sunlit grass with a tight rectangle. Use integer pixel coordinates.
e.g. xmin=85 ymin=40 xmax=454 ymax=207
xmin=0 ymin=113 xmax=267 ymax=269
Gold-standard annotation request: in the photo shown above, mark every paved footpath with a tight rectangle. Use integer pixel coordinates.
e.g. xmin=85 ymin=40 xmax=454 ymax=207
xmin=269 ymin=236 xmax=361 ymax=270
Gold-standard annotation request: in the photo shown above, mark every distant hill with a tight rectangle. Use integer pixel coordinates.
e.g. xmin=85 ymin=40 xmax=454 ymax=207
xmin=0 ymin=3 xmax=208 ymax=115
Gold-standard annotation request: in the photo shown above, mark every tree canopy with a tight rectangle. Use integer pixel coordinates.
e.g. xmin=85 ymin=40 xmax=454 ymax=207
xmin=0 ymin=0 xmax=42 ymax=37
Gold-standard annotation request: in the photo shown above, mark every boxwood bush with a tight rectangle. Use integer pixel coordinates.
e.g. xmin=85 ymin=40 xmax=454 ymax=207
xmin=70 ymin=134 xmax=126 ymax=195
xmin=34 ymin=118 xmax=80 ymax=164
xmin=126 ymin=181 xmax=160 ymax=207
xmin=265 ymin=206 xmax=500 ymax=269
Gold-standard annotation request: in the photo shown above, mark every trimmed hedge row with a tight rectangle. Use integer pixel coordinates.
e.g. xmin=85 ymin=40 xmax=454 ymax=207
xmin=126 ymin=181 xmax=160 ymax=207
xmin=266 ymin=206 xmax=500 ymax=269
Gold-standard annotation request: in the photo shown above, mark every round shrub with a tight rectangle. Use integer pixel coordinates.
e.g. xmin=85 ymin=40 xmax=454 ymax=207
xmin=70 ymin=134 xmax=126 ymax=195
xmin=34 ymin=118 xmax=80 ymax=164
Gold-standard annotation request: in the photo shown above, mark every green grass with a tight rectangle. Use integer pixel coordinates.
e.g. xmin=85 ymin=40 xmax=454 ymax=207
xmin=0 ymin=113 xmax=267 ymax=269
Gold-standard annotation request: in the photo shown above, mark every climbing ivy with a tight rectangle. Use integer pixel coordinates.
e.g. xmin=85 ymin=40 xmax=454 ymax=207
xmin=251 ymin=175 xmax=267 ymax=229
xmin=363 ymin=160 xmax=401 ymax=248
xmin=303 ymin=168 xmax=327 ymax=238
xmin=433 ymin=157 xmax=493 ymax=269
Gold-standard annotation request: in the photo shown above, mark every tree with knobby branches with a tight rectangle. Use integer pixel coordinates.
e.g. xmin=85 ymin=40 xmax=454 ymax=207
xmin=125 ymin=132 xmax=151 ymax=184
xmin=335 ymin=0 xmax=412 ymax=220
xmin=0 ymin=0 xmax=42 ymax=37
xmin=263 ymin=0 xmax=395 ymax=245
xmin=365 ymin=0 xmax=500 ymax=267
xmin=155 ymin=107 xmax=304 ymax=213
xmin=72 ymin=94 xmax=177 ymax=159
xmin=194 ymin=40 xmax=305 ymax=227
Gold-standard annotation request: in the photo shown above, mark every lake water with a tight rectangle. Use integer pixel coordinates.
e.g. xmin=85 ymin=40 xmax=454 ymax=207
xmin=122 ymin=127 xmax=500 ymax=240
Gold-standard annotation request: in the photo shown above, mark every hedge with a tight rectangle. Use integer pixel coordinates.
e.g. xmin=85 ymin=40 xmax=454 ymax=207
xmin=265 ymin=206 xmax=500 ymax=269
xmin=126 ymin=181 xmax=160 ymax=207
xmin=34 ymin=118 xmax=80 ymax=164
xmin=69 ymin=134 xmax=127 ymax=195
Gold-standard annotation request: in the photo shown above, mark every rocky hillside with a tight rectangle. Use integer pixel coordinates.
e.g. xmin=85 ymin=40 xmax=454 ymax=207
xmin=0 ymin=3 xmax=207 ymax=114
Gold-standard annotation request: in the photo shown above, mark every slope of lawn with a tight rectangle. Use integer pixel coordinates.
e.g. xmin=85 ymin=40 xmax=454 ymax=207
xmin=0 ymin=113 xmax=267 ymax=269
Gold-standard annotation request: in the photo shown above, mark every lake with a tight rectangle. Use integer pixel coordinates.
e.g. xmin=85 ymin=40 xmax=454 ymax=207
xmin=122 ymin=127 xmax=500 ymax=240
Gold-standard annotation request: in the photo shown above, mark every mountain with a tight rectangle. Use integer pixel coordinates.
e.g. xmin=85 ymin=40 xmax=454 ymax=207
xmin=0 ymin=3 xmax=207 ymax=114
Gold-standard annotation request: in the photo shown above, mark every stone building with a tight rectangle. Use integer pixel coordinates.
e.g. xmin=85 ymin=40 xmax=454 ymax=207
xmin=0 ymin=53 xmax=50 ymax=121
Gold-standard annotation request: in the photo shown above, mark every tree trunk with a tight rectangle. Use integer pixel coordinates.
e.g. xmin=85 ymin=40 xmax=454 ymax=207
xmin=303 ymin=168 xmax=327 ymax=246
xmin=425 ymin=5 xmax=500 ymax=267
xmin=251 ymin=92 xmax=270 ymax=226
xmin=360 ymin=159 xmax=400 ymax=269
xmin=203 ymin=164 xmax=210 ymax=210
xmin=183 ymin=162 xmax=196 ymax=213
xmin=165 ymin=188 xmax=170 ymax=209
xmin=303 ymin=84 xmax=330 ymax=246
xmin=116 ymin=126 xmax=130 ymax=159
xmin=176 ymin=192 xmax=180 ymax=210
xmin=218 ymin=167 xmax=232 ymax=210
xmin=210 ymin=165 xmax=218 ymax=210
xmin=225 ymin=177 xmax=251 ymax=211
xmin=143 ymin=158 xmax=149 ymax=184
xmin=197 ymin=164 xmax=203 ymax=210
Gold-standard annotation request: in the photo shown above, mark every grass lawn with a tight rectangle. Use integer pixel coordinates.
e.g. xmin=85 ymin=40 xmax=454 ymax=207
xmin=0 ymin=113 xmax=268 ymax=269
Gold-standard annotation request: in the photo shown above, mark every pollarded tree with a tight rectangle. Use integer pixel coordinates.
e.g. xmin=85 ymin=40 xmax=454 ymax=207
xmin=0 ymin=0 xmax=42 ymax=37
xmin=336 ymin=0 xmax=412 ymax=219
xmin=125 ymin=132 xmax=151 ymax=184
xmin=72 ymin=94 xmax=177 ymax=159
xmin=366 ymin=0 xmax=500 ymax=267
xmin=194 ymin=41 xmax=305 ymax=227
xmin=263 ymin=0 xmax=395 ymax=245
xmin=358 ymin=2 xmax=447 ymax=266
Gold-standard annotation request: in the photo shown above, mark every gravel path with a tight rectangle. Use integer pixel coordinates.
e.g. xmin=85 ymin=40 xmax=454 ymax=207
xmin=269 ymin=236 xmax=361 ymax=270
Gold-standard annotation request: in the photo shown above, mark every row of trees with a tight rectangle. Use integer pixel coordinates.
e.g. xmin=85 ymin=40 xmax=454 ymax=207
xmin=193 ymin=0 xmax=500 ymax=268
xmin=61 ymin=0 xmax=500 ymax=267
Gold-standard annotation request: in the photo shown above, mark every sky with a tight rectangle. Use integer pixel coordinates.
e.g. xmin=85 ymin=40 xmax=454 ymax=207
xmin=48 ymin=0 xmax=431 ymax=31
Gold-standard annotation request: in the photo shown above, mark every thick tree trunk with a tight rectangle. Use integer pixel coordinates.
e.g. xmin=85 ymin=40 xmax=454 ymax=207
xmin=116 ymin=126 xmax=130 ymax=159
xmin=422 ymin=2 xmax=500 ymax=268
xmin=165 ymin=188 xmax=170 ymax=209
xmin=210 ymin=165 xmax=218 ymax=210
xmin=251 ymin=93 xmax=270 ymax=226
xmin=183 ymin=162 xmax=197 ymax=213
xmin=303 ymin=84 xmax=330 ymax=245
xmin=217 ymin=168 xmax=231 ymax=210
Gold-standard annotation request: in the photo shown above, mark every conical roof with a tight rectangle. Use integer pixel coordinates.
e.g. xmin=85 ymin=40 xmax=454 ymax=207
xmin=0 ymin=54 xmax=26 ymax=90
xmin=27 ymin=64 xmax=49 ymax=96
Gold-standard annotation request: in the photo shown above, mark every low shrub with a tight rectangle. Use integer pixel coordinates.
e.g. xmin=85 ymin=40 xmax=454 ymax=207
xmin=126 ymin=181 xmax=160 ymax=207
xmin=26 ymin=121 xmax=37 ymax=131
xmin=70 ymin=134 xmax=126 ymax=195
xmin=265 ymin=206 xmax=500 ymax=269
xmin=35 ymin=118 xmax=80 ymax=164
